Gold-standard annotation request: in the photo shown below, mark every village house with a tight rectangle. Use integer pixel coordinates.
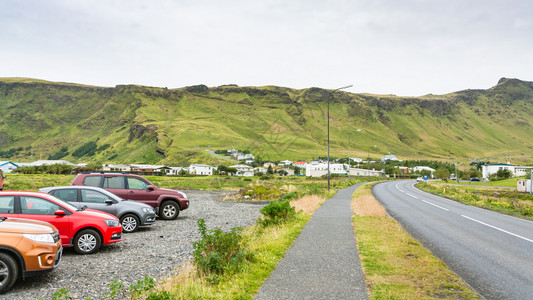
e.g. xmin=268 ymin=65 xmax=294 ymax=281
xmin=349 ymin=157 xmax=363 ymax=163
xmin=481 ymin=163 xmax=532 ymax=181
xmin=254 ymin=167 xmax=267 ymax=174
xmin=0 ymin=161 xmax=18 ymax=174
xmin=293 ymin=161 xmax=308 ymax=169
xmin=278 ymin=160 xmax=293 ymax=167
xmin=279 ymin=168 xmax=295 ymax=176
xmin=349 ymin=167 xmax=384 ymax=177
xmin=263 ymin=162 xmax=276 ymax=168
xmin=236 ymin=169 xmax=255 ymax=177
xmin=189 ymin=164 xmax=215 ymax=175
xmin=102 ymin=164 xmax=132 ymax=172
xmin=165 ymin=167 xmax=187 ymax=175
xmin=413 ymin=166 xmax=436 ymax=176
xmin=381 ymin=154 xmax=400 ymax=162
xmin=305 ymin=162 xmax=348 ymax=177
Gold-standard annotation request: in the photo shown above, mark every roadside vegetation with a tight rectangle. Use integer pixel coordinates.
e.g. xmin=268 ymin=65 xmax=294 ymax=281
xmin=352 ymin=183 xmax=479 ymax=299
xmin=135 ymin=179 xmax=338 ymax=299
xmin=417 ymin=181 xmax=533 ymax=220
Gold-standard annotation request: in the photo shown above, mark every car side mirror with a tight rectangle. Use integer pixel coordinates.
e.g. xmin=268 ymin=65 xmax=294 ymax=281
xmin=54 ymin=210 xmax=66 ymax=216
xmin=147 ymin=185 xmax=154 ymax=191
xmin=105 ymin=199 xmax=114 ymax=205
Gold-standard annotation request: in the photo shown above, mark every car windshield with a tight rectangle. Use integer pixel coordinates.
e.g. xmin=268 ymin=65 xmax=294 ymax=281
xmin=46 ymin=194 xmax=81 ymax=211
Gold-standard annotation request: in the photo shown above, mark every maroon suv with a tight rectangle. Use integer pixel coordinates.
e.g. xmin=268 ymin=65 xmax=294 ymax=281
xmin=71 ymin=173 xmax=189 ymax=220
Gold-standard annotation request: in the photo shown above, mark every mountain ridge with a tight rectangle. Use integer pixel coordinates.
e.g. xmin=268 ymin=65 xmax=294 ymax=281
xmin=1 ymin=77 xmax=532 ymax=165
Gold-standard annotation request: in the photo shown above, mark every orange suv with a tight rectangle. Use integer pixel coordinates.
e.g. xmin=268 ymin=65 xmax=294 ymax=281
xmin=0 ymin=217 xmax=62 ymax=293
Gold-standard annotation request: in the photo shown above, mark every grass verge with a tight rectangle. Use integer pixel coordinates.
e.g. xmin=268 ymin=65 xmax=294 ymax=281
xmin=151 ymin=186 xmax=335 ymax=299
xmin=155 ymin=214 xmax=310 ymax=299
xmin=352 ymin=183 xmax=479 ymax=299
xmin=417 ymin=182 xmax=533 ymax=220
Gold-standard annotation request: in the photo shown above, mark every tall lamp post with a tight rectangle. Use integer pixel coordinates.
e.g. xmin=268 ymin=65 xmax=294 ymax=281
xmin=327 ymin=84 xmax=353 ymax=190
xmin=348 ymin=129 xmax=361 ymax=182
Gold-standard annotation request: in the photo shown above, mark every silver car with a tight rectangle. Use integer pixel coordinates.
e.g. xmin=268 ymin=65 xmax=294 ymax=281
xmin=39 ymin=186 xmax=156 ymax=233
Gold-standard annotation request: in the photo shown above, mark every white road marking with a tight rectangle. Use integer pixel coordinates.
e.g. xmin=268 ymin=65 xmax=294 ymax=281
xmin=462 ymin=215 xmax=533 ymax=244
xmin=421 ymin=199 xmax=449 ymax=211
xmin=406 ymin=193 xmax=418 ymax=199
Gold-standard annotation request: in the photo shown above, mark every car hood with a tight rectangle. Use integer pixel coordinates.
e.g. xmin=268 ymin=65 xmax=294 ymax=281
xmin=159 ymin=188 xmax=186 ymax=198
xmin=0 ymin=218 xmax=56 ymax=234
xmin=77 ymin=208 xmax=118 ymax=220
xmin=119 ymin=199 xmax=154 ymax=209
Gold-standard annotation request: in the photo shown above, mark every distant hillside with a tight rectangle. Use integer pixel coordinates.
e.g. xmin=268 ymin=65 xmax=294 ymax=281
xmin=1 ymin=77 xmax=532 ymax=165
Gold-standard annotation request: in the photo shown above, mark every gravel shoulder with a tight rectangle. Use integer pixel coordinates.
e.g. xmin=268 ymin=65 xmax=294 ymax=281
xmin=2 ymin=191 xmax=265 ymax=300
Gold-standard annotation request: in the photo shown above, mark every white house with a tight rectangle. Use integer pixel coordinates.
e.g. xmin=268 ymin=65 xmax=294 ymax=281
xmin=0 ymin=161 xmax=18 ymax=174
xmin=254 ymin=167 xmax=267 ymax=174
xmin=236 ymin=170 xmax=255 ymax=177
xmin=278 ymin=168 xmax=295 ymax=176
xmin=349 ymin=157 xmax=363 ymax=163
xmin=305 ymin=163 xmax=348 ymax=177
xmin=481 ymin=163 xmax=523 ymax=181
xmin=279 ymin=160 xmax=293 ymax=167
xmin=263 ymin=162 xmax=276 ymax=168
xmin=165 ymin=167 xmax=187 ymax=175
xmin=381 ymin=154 xmax=400 ymax=162
xmin=413 ymin=166 xmax=436 ymax=175
xmin=349 ymin=167 xmax=384 ymax=177
xmin=230 ymin=164 xmax=253 ymax=170
xmin=27 ymin=160 xmax=76 ymax=166
xmin=189 ymin=164 xmax=215 ymax=176
xmin=102 ymin=164 xmax=132 ymax=172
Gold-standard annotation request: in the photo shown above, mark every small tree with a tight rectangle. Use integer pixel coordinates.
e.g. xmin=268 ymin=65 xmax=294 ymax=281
xmin=434 ymin=168 xmax=451 ymax=180
xmin=496 ymin=169 xmax=512 ymax=179
xmin=267 ymin=165 xmax=274 ymax=175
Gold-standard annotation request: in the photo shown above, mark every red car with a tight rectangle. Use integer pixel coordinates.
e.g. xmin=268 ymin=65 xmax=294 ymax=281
xmin=0 ymin=191 xmax=122 ymax=254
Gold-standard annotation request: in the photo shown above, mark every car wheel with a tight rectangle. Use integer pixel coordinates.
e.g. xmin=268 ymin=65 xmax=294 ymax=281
xmin=160 ymin=201 xmax=179 ymax=220
xmin=120 ymin=214 xmax=140 ymax=233
xmin=0 ymin=252 xmax=19 ymax=293
xmin=73 ymin=229 xmax=102 ymax=255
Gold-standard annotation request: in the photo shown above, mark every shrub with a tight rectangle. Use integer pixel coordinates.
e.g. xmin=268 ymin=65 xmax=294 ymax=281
xmin=259 ymin=199 xmax=296 ymax=226
xmin=193 ymin=219 xmax=247 ymax=279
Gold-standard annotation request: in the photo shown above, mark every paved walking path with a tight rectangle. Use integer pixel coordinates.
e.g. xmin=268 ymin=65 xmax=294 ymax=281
xmin=255 ymin=183 xmax=369 ymax=300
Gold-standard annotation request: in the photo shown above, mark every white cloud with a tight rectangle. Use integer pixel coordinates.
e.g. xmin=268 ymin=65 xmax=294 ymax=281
xmin=1 ymin=0 xmax=532 ymax=96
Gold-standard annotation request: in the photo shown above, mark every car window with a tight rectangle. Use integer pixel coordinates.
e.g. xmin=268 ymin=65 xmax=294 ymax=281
xmin=83 ymin=176 xmax=102 ymax=187
xmin=127 ymin=177 xmax=148 ymax=190
xmin=20 ymin=196 xmax=60 ymax=215
xmin=52 ymin=189 xmax=78 ymax=202
xmin=0 ymin=196 xmax=15 ymax=214
xmin=103 ymin=176 xmax=125 ymax=189
xmin=81 ymin=190 xmax=110 ymax=203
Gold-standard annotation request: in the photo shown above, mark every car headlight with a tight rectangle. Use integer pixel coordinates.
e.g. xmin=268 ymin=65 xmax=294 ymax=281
xmin=23 ymin=233 xmax=55 ymax=243
xmin=104 ymin=219 xmax=120 ymax=227
xmin=141 ymin=207 xmax=154 ymax=213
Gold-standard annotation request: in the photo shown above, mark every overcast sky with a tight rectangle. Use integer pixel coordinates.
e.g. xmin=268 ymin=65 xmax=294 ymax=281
xmin=1 ymin=0 xmax=532 ymax=96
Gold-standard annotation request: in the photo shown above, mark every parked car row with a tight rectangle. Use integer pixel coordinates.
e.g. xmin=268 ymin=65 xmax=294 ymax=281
xmin=0 ymin=172 xmax=189 ymax=293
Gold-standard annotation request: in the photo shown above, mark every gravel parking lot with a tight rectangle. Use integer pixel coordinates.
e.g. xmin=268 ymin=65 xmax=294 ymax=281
xmin=2 ymin=191 xmax=265 ymax=300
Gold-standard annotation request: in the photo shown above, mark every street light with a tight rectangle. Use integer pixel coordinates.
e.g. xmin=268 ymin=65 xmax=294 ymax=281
xmin=327 ymin=84 xmax=353 ymax=190
xmin=348 ymin=129 xmax=361 ymax=182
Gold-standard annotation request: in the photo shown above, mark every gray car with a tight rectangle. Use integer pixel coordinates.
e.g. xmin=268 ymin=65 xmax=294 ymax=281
xmin=39 ymin=186 xmax=157 ymax=233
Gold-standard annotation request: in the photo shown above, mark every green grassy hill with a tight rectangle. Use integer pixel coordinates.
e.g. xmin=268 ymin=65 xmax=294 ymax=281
xmin=1 ymin=77 xmax=532 ymax=165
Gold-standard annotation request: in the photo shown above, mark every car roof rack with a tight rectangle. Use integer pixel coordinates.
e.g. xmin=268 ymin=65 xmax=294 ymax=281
xmin=80 ymin=171 xmax=127 ymax=174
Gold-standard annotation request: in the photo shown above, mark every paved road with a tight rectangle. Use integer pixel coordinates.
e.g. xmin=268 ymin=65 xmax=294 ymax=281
xmin=205 ymin=150 xmax=238 ymax=162
xmin=255 ymin=184 xmax=369 ymax=300
xmin=373 ymin=180 xmax=533 ymax=300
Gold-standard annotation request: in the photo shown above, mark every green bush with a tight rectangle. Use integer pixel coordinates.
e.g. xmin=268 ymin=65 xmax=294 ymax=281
xmin=259 ymin=199 xmax=296 ymax=226
xmin=193 ymin=219 xmax=247 ymax=279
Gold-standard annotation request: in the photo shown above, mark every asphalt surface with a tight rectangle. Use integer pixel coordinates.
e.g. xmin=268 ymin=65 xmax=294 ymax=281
xmin=255 ymin=183 xmax=369 ymax=300
xmin=373 ymin=180 xmax=533 ymax=300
